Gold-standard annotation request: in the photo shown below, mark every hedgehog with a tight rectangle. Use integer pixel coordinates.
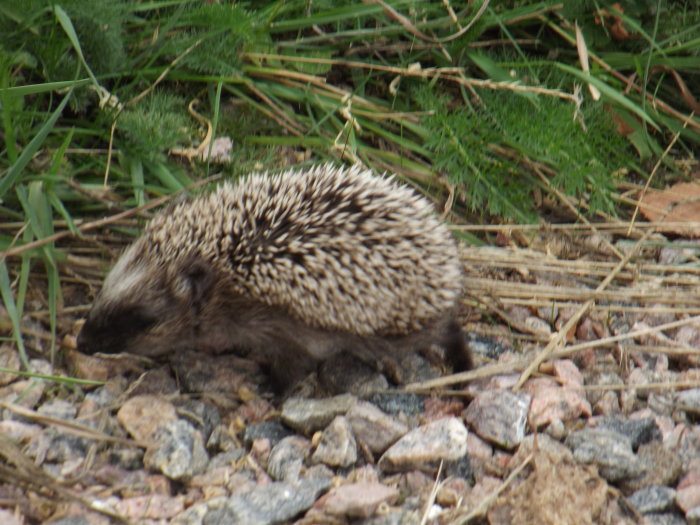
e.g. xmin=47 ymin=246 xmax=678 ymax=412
xmin=77 ymin=164 xmax=471 ymax=390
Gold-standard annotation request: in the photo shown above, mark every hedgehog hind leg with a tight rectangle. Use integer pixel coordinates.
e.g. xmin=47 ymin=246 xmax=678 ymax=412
xmin=441 ymin=319 xmax=473 ymax=373
xmin=262 ymin=338 xmax=319 ymax=395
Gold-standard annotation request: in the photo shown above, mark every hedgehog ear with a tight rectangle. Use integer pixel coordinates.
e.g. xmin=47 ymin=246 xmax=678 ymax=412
xmin=175 ymin=258 xmax=214 ymax=307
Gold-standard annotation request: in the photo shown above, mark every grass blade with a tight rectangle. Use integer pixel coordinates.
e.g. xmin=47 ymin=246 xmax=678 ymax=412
xmin=0 ymin=92 xmax=72 ymax=199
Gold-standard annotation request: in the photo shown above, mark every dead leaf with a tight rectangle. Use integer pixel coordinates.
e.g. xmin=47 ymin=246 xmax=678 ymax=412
xmin=638 ymin=182 xmax=700 ymax=237
xmin=593 ymin=3 xmax=633 ymax=41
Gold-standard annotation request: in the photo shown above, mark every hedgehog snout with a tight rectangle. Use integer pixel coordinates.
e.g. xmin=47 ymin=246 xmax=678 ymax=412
xmin=77 ymin=303 xmax=158 ymax=355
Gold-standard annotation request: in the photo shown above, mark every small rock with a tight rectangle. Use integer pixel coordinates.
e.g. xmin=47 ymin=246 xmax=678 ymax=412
xmin=545 ymin=418 xmax=566 ymax=440
xmin=117 ymin=395 xmax=177 ymax=441
xmin=170 ymin=351 xmax=254 ymax=394
xmin=85 ymin=378 xmax=127 ymax=408
xmin=592 ymin=416 xmax=661 ymax=450
xmin=143 ymin=420 xmax=208 ymax=482
xmin=465 ymin=333 xmax=511 ymax=360
xmin=0 ymin=509 xmax=22 ymax=525
xmin=318 ymin=352 xmax=390 ymax=395
xmin=128 ymin=367 xmax=180 ymax=396
xmin=346 ymin=401 xmax=408 ymax=454
xmin=620 ymin=440 xmax=682 ymax=492
xmin=171 ymin=496 xmax=227 ymax=525
xmin=367 ymin=392 xmax=425 ymax=417
xmin=552 ymin=359 xmax=584 ymax=387
xmin=584 ymin=371 xmax=624 ymax=405
xmin=207 ymin=479 xmax=331 ymax=524
xmin=565 ymin=428 xmax=645 ymax=482
xmin=26 ymin=428 xmax=89 ymax=463
xmin=642 ymin=513 xmax=688 ymax=525
xmin=676 ymin=483 xmax=700 ymax=513
xmin=526 ymin=377 xmax=592 ymax=427
xmin=311 ymin=416 xmax=357 ymax=468
xmin=509 ymin=433 xmax=573 ymax=469
xmin=444 ymin=454 xmax=472 ymax=480
xmin=627 ymin=486 xmax=676 ymax=514
xmin=379 ymin=417 xmax=468 ymax=473
xmin=207 ymin=424 xmax=239 ymax=453
xmin=316 ymin=482 xmax=399 ymax=519
xmin=104 ymin=447 xmax=144 ymax=470
xmin=676 ymin=388 xmax=700 ymax=412
xmin=423 ymin=397 xmax=465 ymax=422
xmin=281 ymin=394 xmax=356 ymax=434
xmin=659 ymin=241 xmax=698 ymax=264
xmin=243 ymin=420 xmax=294 ymax=447
xmin=396 ymin=353 xmax=441 ymax=384
xmin=0 ymin=345 xmax=20 ymax=386
xmin=525 ymin=315 xmax=551 ymax=335
xmin=464 ymin=390 xmax=529 ymax=449
xmin=207 ymin=449 xmax=246 ymax=471
xmin=0 ymin=378 xmax=44 ymax=410
xmin=176 ymin=399 xmax=221 ymax=442
xmin=360 ymin=509 xmax=421 ymax=525
xmin=593 ymin=390 xmax=621 ymax=415
xmin=0 ymin=420 xmax=42 ymax=442
xmin=688 ymin=506 xmax=700 ymax=525
xmin=267 ymin=436 xmax=311 ymax=482
xmin=114 ymin=494 xmax=184 ymax=519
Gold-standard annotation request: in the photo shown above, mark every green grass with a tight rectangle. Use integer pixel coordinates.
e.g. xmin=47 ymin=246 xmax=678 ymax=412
xmin=1 ymin=0 xmax=699 ymax=365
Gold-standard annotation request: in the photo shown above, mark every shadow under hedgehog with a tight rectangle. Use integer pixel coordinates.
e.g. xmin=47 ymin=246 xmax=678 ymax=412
xmin=77 ymin=164 xmax=472 ymax=392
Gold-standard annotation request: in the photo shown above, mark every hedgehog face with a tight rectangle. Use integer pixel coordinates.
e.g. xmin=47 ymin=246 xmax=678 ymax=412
xmin=77 ymin=241 xmax=215 ymax=357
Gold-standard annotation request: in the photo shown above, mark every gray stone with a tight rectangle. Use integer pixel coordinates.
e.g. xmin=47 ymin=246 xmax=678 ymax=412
xmin=267 ymin=435 xmax=311 ymax=482
xmin=627 ymin=486 xmax=676 ymax=514
xmin=176 ymin=399 xmax=221 ymax=442
xmin=593 ymin=416 xmax=661 ymax=450
xmin=510 ymin=433 xmax=573 ymax=467
xmin=379 ymin=417 xmax=468 ymax=473
xmin=84 ymin=378 xmax=127 ymax=408
xmin=465 ymin=333 xmax=510 ymax=360
xmin=346 ymin=401 xmax=409 ymax=454
xmin=144 ymin=420 xmax=209 ymax=481
xmin=311 ymin=415 xmax=357 ymax=468
xmin=37 ymin=399 xmax=78 ymax=421
xmin=621 ymin=441 xmax=682 ymax=492
xmin=583 ymin=371 xmax=624 ymax=405
xmin=368 ymin=392 xmax=425 ymax=417
xmin=26 ymin=428 xmax=89 ymax=463
xmin=396 ymin=353 xmax=441 ymax=384
xmin=565 ymin=428 xmax=645 ymax=482
xmin=204 ymin=479 xmax=331 ymax=525
xmin=243 ymin=419 xmax=294 ymax=447
xmin=464 ymin=390 xmax=529 ymax=449
xmin=172 ymin=497 xmax=227 ymax=525
xmin=643 ymin=512 xmax=690 ymax=525
xmin=105 ymin=447 xmax=144 ymax=470
xmin=207 ymin=424 xmax=239 ymax=453
xmin=676 ymin=388 xmax=700 ymax=412
xmin=281 ymin=394 xmax=356 ymax=434
xmin=207 ymin=449 xmax=246 ymax=470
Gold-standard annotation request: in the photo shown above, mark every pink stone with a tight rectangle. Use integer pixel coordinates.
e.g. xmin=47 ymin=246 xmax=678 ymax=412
xmin=316 ymin=482 xmax=399 ymax=519
xmin=676 ymin=484 xmax=700 ymax=513
xmin=552 ymin=359 xmax=584 ymax=387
